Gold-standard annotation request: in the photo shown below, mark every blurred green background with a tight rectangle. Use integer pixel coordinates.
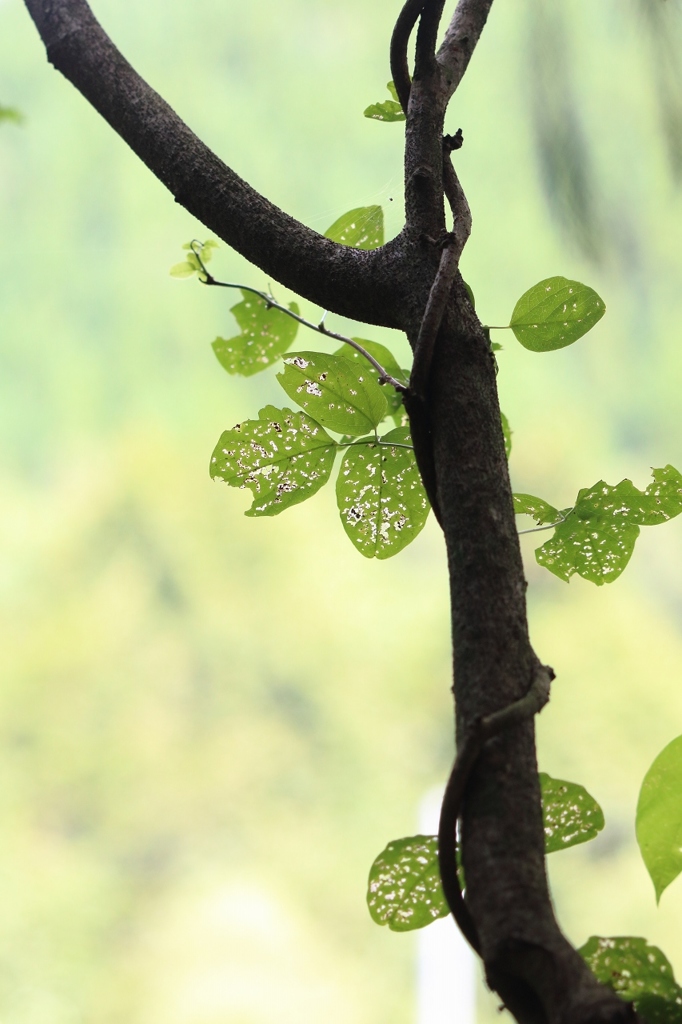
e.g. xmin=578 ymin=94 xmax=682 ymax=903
xmin=2 ymin=0 xmax=682 ymax=1021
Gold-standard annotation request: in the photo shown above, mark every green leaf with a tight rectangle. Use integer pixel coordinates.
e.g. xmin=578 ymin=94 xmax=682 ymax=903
xmin=510 ymin=277 xmax=606 ymax=352
xmin=210 ymin=405 xmax=337 ymax=517
xmin=363 ymin=82 xmax=406 ymax=122
xmin=364 ymin=100 xmax=406 ymax=122
xmin=513 ymin=493 xmax=560 ymax=525
xmin=501 ymin=412 xmax=512 ymax=459
xmin=334 ymin=339 xmax=409 ymax=426
xmin=367 ymin=836 xmax=449 ymax=932
xmin=535 ymin=467 xmax=682 ymax=585
xmin=337 ymin=428 xmax=430 ymax=559
xmin=277 ymin=351 xmax=387 ymax=435
xmin=324 ymin=206 xmax=384 ymax=250
xmin=540 ymin=773 xmax=605 ymax=854
xmin=181 ymin=238 xmax=218 ymax=261
xmin=579 ymin=936 xmax=682 ymax=1022
xmin=169 ymin=261 xmax=198 ymax=278
xmin=636 ymin=734 xmax=682 ymax=903
xmin=171 ymin=240 xmax=218 ymax=278
xmin=212 ymin=292 xmax=300 ymax=376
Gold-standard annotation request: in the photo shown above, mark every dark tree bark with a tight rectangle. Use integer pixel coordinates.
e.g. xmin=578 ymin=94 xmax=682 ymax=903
xmin=22 ymin=1 xmax=641 ymax=1021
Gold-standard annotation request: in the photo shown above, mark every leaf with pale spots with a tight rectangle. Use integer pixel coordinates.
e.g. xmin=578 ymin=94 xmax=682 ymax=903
xmin=513 ymin=493 xmax=560 ymax=525
xmin=334 ymin=339 xmax=409 ymax=426
xmin=540 ymin=774 xmax=605 ymax=853
xmin=210 ymin=405 xmax=337 ymax=517
xmin=535 ymin=466 xmax=682 ymax=584
xmin=579 ymin=937 xmax=682 ymax=1023
xmin=367 ymin=836 xmax=448 ymax=931
xmin=636 ymin=734 xmax=682 ymax=903
xmin=363 ymin=82 xmax=406 ymax=123
xmin=277 ymin=351 xmax=387 ymax=435
xmin=510 ymin=277 xmax=605 ymax=351
xmin=336 ymin=427 xmax=430 ymax=559
xmin=212 ymin=291 xmax=300 ymax=376
xmin=324 ymin=206 xmax=384 ymax=250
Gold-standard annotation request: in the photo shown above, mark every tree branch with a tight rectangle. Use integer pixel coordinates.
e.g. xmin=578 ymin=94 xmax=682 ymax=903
xmin=390 ymin=0 xmax=425 ymax=114
xmin=437 ymin=0 xmax=495 ymax=99
xmin=22 ymin=0 xmax=405 ymax=329
xmin=414 ymin=0 xmax=448 ymax=81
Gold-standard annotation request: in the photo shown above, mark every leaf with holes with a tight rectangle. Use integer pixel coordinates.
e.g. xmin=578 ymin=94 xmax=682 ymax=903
xmin=210 ymin=406 xmax=337 ymax=517
xmin=540 ymin=773 xmax=605 ymax=854
xmin=337 ymin=428 xmax=430 ymax=559
xmin=334 ymin=339 xmax=409 ymax=426
xmin=579 ymin=936 xmax=682 ymax=1022
xmin=364 ymin=82 xmax=406 ymax=122
xmin=324 ymin=206 xmax=384 ymax=250
xmin=636 ymin=735 xmax=682 ymax=903
xmin=510 ymin=277 xmax=606 ymax=351
xmin=212 ymin=291 xmax=300 ymax=376
xmin=367 ymin=835 xmax=448 ymax=931
xmin=277 ymin=352 xmax=387 ymax=435
xmin=535 ymin=467 xmax=682 ymax=584
xmin=513 ymin=493 xmax=560 ymax=526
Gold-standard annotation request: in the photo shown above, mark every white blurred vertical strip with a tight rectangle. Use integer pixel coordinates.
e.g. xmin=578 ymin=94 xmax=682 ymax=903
xmin=417 ymin=788 xmax=477 ymax=1024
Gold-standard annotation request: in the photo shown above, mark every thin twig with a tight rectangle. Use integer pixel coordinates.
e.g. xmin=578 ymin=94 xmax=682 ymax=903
xmin=390 ymin=0 xmax=425 ymax=113
xmin=443 ymin=134 xmax=472 ymax=252
xmin=437 ymin=664 xmax=554 ymax=952
xmin=189 ymin=243 xmax=408 ymax=393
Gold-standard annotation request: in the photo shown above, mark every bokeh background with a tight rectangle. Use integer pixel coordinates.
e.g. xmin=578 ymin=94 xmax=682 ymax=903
xmin=2 ymin=1 xmax=682 ymax=1021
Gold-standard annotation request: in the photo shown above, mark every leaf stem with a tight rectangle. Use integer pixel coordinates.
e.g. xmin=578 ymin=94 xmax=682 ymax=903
xmin=517 ymin=511 xmax=570 ymax=536
xmin=337 ymin=439 xmax=415 ymax=452
xmin=189 ymin=243 xmax=408 ymax=393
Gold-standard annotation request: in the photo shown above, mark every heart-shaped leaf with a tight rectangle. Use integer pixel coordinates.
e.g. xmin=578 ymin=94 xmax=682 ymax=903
xmin=212 ymin=291 xmax=300 ymax=376
xmin=324 ymin=206 xmax=384 ymax=250
xmin=210 ymin=406 xmax=337 ymax=516
xmin=336 ymin=428 xmax=430 ymax=558
xmin=510 ymin=277 xmax=605 ymax=351
xmin=579 ymin=936 xmax=682 ymax=1022
xmin=367 ymin=836 xmax=449 ymax=931
xmin=277 ymin=352 xmax=387 ymax=435
xmin=540 ymin=773 xmax=605 ymax=853
xmin=636 ymin=734 xmax=682 ymax=903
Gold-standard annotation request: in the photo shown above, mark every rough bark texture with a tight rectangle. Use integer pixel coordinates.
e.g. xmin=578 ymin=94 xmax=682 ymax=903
xmin=22 ymin=1 xmax=642 ymax=1022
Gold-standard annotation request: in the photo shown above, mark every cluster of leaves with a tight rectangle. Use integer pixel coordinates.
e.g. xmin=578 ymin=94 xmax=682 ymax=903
xmin=367 ymin=757 xmax=682 ymax=1019
xmin=514 ymin=466 xmax=682 ymax=585
xmin=366 ymin=772 xmax=605 ymax=932
xmin=171 ymin=231 xmax=620 ymax=567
